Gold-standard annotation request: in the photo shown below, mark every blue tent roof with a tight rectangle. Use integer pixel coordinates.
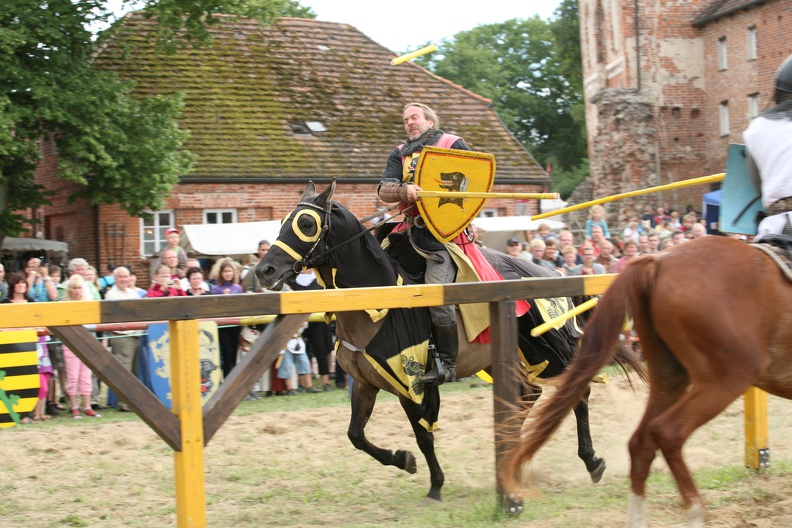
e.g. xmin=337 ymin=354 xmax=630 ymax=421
xmin=702 ymin=189 xmax=722 ymax=206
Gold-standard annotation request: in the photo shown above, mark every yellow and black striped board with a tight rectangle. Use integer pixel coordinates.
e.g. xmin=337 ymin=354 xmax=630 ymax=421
xmin=0 ymin=329 xmax=40 ymax=428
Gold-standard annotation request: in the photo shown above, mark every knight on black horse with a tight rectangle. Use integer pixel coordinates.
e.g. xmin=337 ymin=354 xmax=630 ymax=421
xmin=379 ymin=102 xmax=503 ymax=385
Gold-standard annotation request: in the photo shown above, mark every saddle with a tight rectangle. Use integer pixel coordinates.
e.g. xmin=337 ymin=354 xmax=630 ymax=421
xmin=751 ymin=234 xmax=792 ymax=283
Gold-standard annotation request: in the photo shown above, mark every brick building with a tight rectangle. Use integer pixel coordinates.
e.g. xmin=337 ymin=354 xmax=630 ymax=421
xmin=27 ymin=13 xmax=549 ymax=285
xmin=576 ymin=0 xmax=792 ymax=228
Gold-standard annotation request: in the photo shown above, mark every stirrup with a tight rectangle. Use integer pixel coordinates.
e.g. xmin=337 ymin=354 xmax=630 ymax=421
xmin=419 ymin=365 xmax=455 ymax=386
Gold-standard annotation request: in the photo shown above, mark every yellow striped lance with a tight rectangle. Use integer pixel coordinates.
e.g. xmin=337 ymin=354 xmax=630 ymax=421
xmin=0 ymin=329 xmax=41 ymax=427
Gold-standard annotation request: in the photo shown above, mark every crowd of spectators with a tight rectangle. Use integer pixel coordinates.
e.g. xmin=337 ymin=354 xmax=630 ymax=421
xmin=1 ymin=230 xmax=338 ymax=424
xmin=489 ymin=201 xmax=741 ymax=276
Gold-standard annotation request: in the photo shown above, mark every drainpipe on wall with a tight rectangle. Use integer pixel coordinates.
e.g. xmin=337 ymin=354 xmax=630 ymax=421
xmin=94 ymin=204 xmax=101 ymax=273
xmin=634 ymin=0 xmax=641 ymax=92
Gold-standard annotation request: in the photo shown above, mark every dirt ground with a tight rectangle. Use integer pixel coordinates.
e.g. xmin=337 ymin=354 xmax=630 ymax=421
xmin=3 ymin=378 xmax=792 ymax=527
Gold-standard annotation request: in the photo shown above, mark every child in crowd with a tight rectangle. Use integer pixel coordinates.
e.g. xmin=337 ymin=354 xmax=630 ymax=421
xmin=277 ymin=327 xmax=316 ymax=394
xmin=62 ymin=275 xmax=101 ymax=419
xmin=31 ymin=336 xmax=54 ymax=422
xmin=585 ymin=204 xmax=611 ymax=239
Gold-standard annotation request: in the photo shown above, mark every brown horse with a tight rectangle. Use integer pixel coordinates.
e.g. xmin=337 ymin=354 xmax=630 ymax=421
xmin=255 ymin=181 xmax=613 ymax=510
xmin=500 ymin=235 xmax=792 ymax=527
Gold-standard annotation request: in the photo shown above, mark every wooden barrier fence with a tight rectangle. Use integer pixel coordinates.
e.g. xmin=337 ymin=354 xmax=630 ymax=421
xmin=0 ymin=272 xmax=769 ymax=525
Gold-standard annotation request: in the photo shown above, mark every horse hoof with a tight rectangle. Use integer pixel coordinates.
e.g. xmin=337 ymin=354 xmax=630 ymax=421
xmin=506 ymin=498 xmax=523 ymax=515
xmin=589 ymin=458 xmax=607 ymax=483
xmin=395 ymin=449 xmax=417 ymax=474
xmin=426 ymin=489 xmax=442 ymax=501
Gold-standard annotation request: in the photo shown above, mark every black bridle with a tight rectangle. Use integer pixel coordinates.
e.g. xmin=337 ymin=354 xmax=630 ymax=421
xmin=288 ymin=201 xmax=411 ymax=273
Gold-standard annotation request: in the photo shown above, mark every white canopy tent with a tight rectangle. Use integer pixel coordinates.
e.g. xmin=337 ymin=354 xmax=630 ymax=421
xmin=1 ymin=237 xmax=69 ymax=253
xmin=179 ymin=221 xmax=282 ymax=258
xmin=471 ymin=216 xmax=566 ymax=251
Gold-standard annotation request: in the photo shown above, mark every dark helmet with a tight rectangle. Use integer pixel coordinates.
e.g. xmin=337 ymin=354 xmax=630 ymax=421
xmin=775 ymin=53 xmax=792 ymax=94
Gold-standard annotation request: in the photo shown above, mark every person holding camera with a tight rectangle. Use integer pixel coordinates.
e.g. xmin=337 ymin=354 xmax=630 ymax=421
xmin=146 ymin=265 xmax=186 ymax=298
xmin=25 ymin=257 xmax=58 ymax=302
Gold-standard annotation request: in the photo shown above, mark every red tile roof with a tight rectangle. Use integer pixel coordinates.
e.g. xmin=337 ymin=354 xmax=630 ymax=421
xmin=95 ymin=13 xmax=548 ymax=182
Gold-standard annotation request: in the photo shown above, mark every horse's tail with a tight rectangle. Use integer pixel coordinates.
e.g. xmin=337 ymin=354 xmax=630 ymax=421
xmin=500 ymin=257 xmax=654 ymax=498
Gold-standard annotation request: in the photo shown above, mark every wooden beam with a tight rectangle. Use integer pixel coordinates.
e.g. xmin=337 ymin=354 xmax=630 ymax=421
xmin=1 ymin=276 xmax=617 ymax=329
xmin=744 ymin=387 xmax=769 ymax=469
xmin=202 ymin=314 xmax=309 ymax=444
xmin=489 ymin=301 xmax=521 ymax=507
xmin=100 ymin=294 xmax=282 ymax=323
xmin=50 ymin=326 xmax=181 ymax=451
xmin=170 ymin=320 xmax=206 ymax=528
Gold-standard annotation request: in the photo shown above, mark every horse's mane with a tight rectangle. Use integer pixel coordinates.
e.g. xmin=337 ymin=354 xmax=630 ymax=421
xmin=323 ymin=201 xmax=401 ymax=288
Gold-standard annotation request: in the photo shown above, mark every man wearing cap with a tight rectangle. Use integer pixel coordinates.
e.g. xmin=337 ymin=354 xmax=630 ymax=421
xmin=155 ymin=227 xmax=188 ymax=274
xmin=505 ymin=237 xmax=523 ymax=258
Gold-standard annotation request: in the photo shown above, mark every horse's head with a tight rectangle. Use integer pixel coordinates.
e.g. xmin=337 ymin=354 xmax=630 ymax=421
xmin=255 ymin=181 xmax=336 ymax=291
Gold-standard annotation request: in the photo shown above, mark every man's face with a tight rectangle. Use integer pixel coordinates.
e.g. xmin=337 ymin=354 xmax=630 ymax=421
xmin=531 ymin=246 xmax=545 ymax=260
xmin=25 ymin=259 xmax=41 ymax=275
xmin=558 ymin=233 xmax=573 ymax=248
xmin=639 ymin=236 xmax=650 ymax=252
xmin=403 ymin=106 xmax=434 ymax=141
xmin=648 ymin=235 xmax=660 ymax=249
xmin=258 ymin=243 xmax=270 ymax=260
xmin=590 ymin=226 xmax=604 ymax=242
xmin=506 ymin=242 xmax=521 ymax=257
xmin=600 ymin=242 xmax=612 ymax=256
xmin=163 ymin=250 xmax=178 ymax=268
xmin=115 ymin=269 xmax=131 ymax=290
xmin=72 ymin=265 xmax=87 ymax=277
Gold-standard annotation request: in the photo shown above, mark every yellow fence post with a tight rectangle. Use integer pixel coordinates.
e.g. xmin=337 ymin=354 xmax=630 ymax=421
xmin=170 ymin=319 xmax=206 ymax=527
xmin=744 ymin=386 xmax=769 ymax=469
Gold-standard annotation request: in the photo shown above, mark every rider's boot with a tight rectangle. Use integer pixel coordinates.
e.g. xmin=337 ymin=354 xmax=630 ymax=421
xmin=420 ymin=323 xmax=458 ymax=386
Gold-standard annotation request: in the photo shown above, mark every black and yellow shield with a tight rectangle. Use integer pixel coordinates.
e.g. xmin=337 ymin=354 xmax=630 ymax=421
xmin=0 ymin=329 xmax=40 ymax=428
xmin=415 ymin=147 xmax=495 ymax=242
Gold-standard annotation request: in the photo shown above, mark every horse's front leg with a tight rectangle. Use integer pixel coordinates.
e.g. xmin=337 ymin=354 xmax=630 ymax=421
xmin=347 ymin=378 xmax=417 ymax=475
xmin=574 ymin=384 xmax=606 ymax=483
xmin=398 ymin=395 xmax=443 ymax=501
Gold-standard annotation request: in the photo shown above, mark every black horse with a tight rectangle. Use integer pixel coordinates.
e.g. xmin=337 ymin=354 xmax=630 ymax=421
xmin=255 ymin=181 xmax=607 ymax=508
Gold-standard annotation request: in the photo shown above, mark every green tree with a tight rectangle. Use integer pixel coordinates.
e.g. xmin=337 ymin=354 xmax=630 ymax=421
xmin=415 ymin=0 xmax=587 ymax=198
xmin=0 ymin=0 xmax=314 ymax=242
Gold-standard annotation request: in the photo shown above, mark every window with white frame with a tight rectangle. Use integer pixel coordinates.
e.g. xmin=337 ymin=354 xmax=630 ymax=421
xmin=747 ymin=27 xmax=757 ymax=60
xmin=748 ymin=93 xmax=760 ymax=118
xmin=719 ymin=101 xmax=730 ymax=136
xmin=718 ymin=37 xmax=728 ymax=70
xmin=141 ymin=211 xmax=175 ymax=257
xmin=204 ymin=209 xmax=237 ymax=224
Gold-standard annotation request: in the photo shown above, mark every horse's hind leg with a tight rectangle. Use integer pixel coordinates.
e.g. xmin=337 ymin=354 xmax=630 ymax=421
xmin=398 ymin=395 xmax=444 ymax=501
xmin=347 ymin=379 xmax=417 ymax=475
xmin=573 ymin=384 xmax=606 ymax=483
xmin=651 ymin=379 xmax=753 ymax=527
xmin=627 ymin=325 xmax=690 ymax=527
